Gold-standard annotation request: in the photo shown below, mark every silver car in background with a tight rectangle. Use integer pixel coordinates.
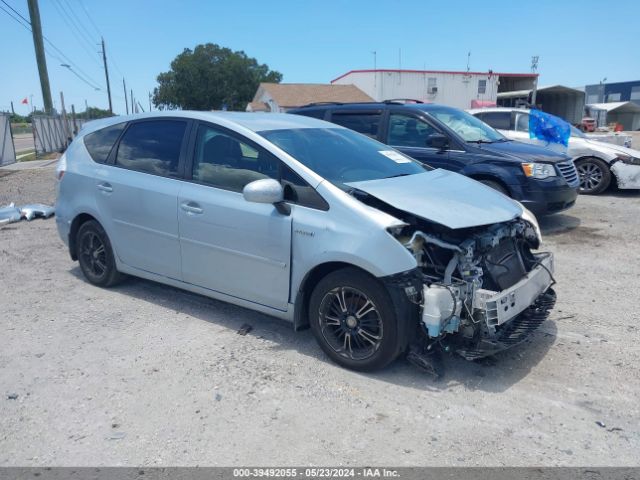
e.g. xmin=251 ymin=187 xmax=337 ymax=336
xmin=469 ymin=107 xmax=640 ymax=195
xmin=55 ymin=112 xmax=556 ymax=372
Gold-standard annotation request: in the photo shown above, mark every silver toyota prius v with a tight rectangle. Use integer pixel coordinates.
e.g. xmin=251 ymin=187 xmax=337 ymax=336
xmin=55 ymin=111 xmax=556 ymax=373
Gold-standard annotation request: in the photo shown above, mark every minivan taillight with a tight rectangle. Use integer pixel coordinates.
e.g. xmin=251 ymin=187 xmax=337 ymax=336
xmin=56 ymin=153 xmax=67 ymax=181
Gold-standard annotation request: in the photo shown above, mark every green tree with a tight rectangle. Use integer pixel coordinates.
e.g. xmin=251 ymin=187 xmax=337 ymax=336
xmin=153 ymin=43 xmax=282 ymax=111
xmin=76 ymin=106 xmax=113 ymax=120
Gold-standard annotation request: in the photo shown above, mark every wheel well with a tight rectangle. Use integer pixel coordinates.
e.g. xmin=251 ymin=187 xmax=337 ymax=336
xmin=468 ymin=174 xmax=511 ymax=196
xmin=293 ymin=261 xmax=373 ymax=331
xmin=574 ymin=155 xmax=610 ymax=166
xmin=68 ymin=213 xmax=98 ymax=260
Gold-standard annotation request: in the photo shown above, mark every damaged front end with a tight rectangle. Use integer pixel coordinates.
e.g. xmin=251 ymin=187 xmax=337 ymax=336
xmin=389 ymin=214 xmax=556 ymax=361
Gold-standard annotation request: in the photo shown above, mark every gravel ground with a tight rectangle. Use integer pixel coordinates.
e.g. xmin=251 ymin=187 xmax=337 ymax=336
xmin=0 ymin=166 xmax=639 ymax=467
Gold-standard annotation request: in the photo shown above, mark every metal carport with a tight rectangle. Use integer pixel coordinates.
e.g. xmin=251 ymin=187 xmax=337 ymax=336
xmin=497 ymin=85 xmax=586 ymax=124
xmin=587 ymin=102 xmax=640 ymax=131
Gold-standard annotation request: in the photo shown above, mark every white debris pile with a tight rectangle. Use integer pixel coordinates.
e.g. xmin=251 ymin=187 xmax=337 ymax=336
xmin=0 ymin=203 xmax=55 ymax=226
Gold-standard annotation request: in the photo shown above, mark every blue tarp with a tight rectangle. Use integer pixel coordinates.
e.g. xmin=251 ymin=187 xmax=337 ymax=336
xmin=528 ymin=109 xmax=571 ymax=147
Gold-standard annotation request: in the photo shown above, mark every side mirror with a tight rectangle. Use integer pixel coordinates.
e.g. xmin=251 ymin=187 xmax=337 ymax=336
xmin=242 ymin=178 xmax=290 ymax=215
xmin=426 ymin=132 xmax=449 ymax=150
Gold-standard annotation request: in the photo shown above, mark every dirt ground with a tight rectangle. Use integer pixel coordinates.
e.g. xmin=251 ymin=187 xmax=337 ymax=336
xmin=0 ymin=165 xmax=638 ymax=467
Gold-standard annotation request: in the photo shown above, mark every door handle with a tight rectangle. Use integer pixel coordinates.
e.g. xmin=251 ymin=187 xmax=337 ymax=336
xmin=97 ymin=182 xmax=113 ymax=193
xmin=180 ymin=201 xmax=203 ymax=215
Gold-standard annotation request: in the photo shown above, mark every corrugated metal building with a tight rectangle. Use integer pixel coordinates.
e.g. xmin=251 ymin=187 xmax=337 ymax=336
xmin=584 ymin=80 xmax=640 ymax=106
xmin=331 ymin=69 xmax=538 ymax=110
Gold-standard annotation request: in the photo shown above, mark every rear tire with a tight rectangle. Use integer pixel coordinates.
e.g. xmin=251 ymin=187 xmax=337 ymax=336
xmin=479 ymin=179 xmax=509 ymax=196
xmin=575 ymin=157 xmax=611 ymax=194
xmin=308 ymin=268 xmax=400 ymax=371
xmin=76 ymin=220 xmax=124 ymax=287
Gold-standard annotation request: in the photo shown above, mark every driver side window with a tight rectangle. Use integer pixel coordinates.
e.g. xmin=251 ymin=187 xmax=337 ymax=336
xmin=387 ymin=113 xmax=438 ymax=148
xmin=192 ymin=124 xmax=278 ymax=192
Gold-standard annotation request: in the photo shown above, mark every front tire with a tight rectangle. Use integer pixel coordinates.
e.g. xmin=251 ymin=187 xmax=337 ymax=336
xmin=575 ymin=157 xmax=611 ymax=194
xmin=308 ymin=268 xmax=400 ymax=371
xmin=76 ymin=220 xmax=124 ymax=287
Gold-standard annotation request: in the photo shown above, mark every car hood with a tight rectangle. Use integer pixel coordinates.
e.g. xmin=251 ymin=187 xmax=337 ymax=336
xmin=346 ymin=170 xmax=524 ymax=229
xmin=584 ymin=139 xmax=640 ymax=158
xmin=479 ymin=140 xmax=570 ymax=163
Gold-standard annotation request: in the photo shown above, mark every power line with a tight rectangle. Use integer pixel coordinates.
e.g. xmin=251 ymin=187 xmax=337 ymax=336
xmin=76 ymin=0 xmax=126 ymax=78
xmin=77 ymin=0 xmax=102 ymax=38
xmin=0 ymin=0 xmax=28 ymax=23
xmin=0 ymin=0 xmax=103 ymax=91
xmin=2 ymin=0 xmax=103 ymax=88
xmin=62 ymin=0 xmax=96 ymax=47
xmin=51 ymin=0 xmax=101 ymax=66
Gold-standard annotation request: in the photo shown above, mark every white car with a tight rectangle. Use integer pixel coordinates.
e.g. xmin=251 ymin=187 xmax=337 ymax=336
xmin=468 ymin=107 xmax=640 ymax=194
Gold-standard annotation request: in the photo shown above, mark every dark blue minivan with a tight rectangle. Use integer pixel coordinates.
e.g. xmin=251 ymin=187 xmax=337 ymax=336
xmin=289 ymin=102 xmax=579 ymax=215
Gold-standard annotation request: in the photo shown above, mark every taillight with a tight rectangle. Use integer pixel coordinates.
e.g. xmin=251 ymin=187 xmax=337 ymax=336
xmin=56 ymin=153 xmax=67 ymax=181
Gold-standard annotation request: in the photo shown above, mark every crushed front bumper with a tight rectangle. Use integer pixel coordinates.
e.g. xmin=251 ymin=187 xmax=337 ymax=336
xmin=453 ymin=253 xmax=556 ymax=360
xmin=456 ymin=287 xmax=556 ymax=360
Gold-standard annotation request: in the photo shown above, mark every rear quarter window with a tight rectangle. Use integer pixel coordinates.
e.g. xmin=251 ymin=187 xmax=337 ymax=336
xmin=480 ymin=111 xmax=512 ymax=130
xmin=83 ymin=123 xmax=126 ymax=163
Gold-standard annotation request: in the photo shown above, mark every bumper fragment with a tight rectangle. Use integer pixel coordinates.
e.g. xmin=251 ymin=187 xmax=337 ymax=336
xmin=474 ymin=253 xmax=554 ymax=326
xmin=456 ymin=287 xmax=556 ymax=360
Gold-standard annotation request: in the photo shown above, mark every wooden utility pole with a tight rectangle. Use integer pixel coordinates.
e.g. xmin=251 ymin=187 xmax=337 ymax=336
xmin=101 ymin=37 xmax=113 ymax=114
xmin=10 ymin=101 xmax=15 ymax=115
xmin=123 ymin=78 xmax=129 ymax=115
xmin=148 ymin=92 xmax=152 ymax=112
xmin=71 ymin=104 xmax=77 ymax=135
xmin=60 ymin=91 xmax=70 ymax=144
xmin=27 ymin=0 xmax=53 ymax=114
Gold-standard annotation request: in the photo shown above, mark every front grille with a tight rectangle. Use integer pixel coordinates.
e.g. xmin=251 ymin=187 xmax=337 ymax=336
xmin=556 ymin=161 xmax=579 ymax=187
xmin=455 ymin=288 xmax=556 ymax=360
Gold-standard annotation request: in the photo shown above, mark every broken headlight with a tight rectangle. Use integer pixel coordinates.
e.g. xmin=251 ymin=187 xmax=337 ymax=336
xmin=521 ymin=162 xmax=557 ymax=179
xmin=617 ymin=154 xmax=640 ymax=166
xmin=521 ymin=207 xmax=542 ymax=244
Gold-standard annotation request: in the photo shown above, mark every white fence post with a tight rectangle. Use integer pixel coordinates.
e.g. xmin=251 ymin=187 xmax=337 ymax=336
xmin=0 ymin=113 xmax=17 ymax=166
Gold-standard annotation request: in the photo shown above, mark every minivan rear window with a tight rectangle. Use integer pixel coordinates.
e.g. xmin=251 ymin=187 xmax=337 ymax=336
xmin=83 ymin=122 xmax=126 ymax=163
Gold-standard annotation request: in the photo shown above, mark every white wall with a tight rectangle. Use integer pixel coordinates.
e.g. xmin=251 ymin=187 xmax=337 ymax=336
xmin=332 ymin=71 xmax=500 ymax=109
xmin=247 ymin=87 xmax=282 ymax=112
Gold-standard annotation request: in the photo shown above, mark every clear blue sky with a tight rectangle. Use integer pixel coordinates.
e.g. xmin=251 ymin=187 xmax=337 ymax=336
xmin=1 ymin=0 xmax=639 ymax=115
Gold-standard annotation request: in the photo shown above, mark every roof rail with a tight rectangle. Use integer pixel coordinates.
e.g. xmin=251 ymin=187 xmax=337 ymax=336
xmin=383 ymin=98 xmax=424 ymax=104
xmin=297 ymin=101 xmax=382 ymax=108
xmin=299 ymin=101 xmax=345 ymax=107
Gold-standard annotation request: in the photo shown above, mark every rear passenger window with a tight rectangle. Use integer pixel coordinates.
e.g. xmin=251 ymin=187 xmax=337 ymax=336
xmin=83 ymin=123 xmax=126 ymax=163
xmin=116 ymin=120 xmax=186 ymax=176
xmin=480 ymin=112 xmax=511 ymax=130
xmin=192 ymin=124 xmax=279 ymax=192
xmin=330 ymin=112 xmax=381 ymax=138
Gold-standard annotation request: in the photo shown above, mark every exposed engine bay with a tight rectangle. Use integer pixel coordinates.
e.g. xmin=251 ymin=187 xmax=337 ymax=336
xmin=388 ymin=215 xmax=556 ymax=362
xmin=345 ymin=183 xmax=557 ymax=371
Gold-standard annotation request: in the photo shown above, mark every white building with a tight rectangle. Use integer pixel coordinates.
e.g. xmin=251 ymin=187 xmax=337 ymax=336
xmin=331 ymin=69 xmax=537 ymax=110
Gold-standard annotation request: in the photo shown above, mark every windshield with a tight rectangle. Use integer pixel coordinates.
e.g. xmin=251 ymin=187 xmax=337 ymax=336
xmin=427 ymin=106 xmax=505 ymax=143
xmin=258 ymin=128 xmax=426 ymax=184
xmin=570 ymin=126 xmax=586 ymax=138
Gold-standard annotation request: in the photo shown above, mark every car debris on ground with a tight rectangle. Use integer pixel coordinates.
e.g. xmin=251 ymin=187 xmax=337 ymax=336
xmin=0 ymin=202 xmax=54 ymax=225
